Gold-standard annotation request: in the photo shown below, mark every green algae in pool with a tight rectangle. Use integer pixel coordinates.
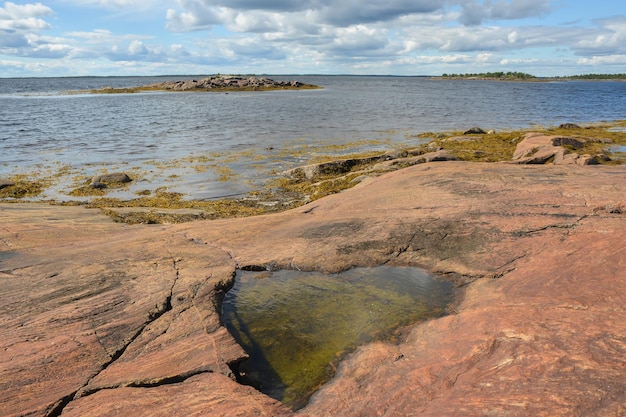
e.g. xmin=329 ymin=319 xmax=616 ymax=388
xmin=221 ymin=266 xmax=454 ymax=410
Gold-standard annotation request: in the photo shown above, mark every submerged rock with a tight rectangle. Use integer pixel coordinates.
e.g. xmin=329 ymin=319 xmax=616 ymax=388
xmin=559 ymin=122 xmax=582 ymax=129
xmin=0 ymin=179 xmax=15 ymax=190
xmin=91 ymin=172 xmax=132 ymax=189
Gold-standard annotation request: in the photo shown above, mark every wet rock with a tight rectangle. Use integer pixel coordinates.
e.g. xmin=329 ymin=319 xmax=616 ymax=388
xmin=559 ymin=122 xmax=581 ymax=129
xmin=284 ymin=155 xmax=390 ymax=180
xmin=0 ymin=179 xmax=15 ymax=190
xmin=91 ymin=172 xmax=132 ymax=189
xmin=463 ymin=127 xmax=487 ymax=135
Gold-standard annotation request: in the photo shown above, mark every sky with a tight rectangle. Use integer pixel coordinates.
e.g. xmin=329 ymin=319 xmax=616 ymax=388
xmin=0 ymin=0 xmax=625 ymax=77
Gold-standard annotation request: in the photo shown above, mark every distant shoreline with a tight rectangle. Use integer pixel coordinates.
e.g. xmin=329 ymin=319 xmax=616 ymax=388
xmin=433 ymin=72 xmax=626 ymax=82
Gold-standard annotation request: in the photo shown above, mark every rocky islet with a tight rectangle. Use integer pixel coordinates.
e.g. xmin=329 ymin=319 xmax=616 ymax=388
xmin=92 ymin=75 xmax=319 ymax=93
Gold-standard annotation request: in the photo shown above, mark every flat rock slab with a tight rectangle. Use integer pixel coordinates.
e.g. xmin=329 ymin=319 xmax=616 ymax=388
xmin=1 ymin=162 xmax=625 ymax=416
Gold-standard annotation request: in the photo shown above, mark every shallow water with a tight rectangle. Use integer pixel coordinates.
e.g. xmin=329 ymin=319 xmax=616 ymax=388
xmin=2 ymin=76 xmax=625 ymax=201
xmin=221 ymin=266 xmax=454 ymax=409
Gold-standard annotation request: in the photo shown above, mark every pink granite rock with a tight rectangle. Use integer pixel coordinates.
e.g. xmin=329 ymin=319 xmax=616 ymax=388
xmin=1 ymin=162 xmax=624 ymax=416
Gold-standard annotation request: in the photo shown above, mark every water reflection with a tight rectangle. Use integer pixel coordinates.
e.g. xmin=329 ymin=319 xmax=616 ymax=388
xmin=221 ymin=266 xmax=453 ymax=409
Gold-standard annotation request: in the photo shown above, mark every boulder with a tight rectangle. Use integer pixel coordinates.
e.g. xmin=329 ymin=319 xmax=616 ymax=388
xmin=0 ymin=179 xmax=15 ymax=190
xmin=512 ymin=133 xmax=614 ymax=166
xmin=559 ymin=123 xmax=581 ymax=129
xmin=283 ymin=155 xmax=390 ymax=180
xmin=372 ymin=150 xmax=458 ymax=172
xmin=91 ymin=172 xmax=132 ymax=189
xmin=551 ymin=136 xmax=586 ymax=149
xmin=463 ymin=127 xmax=486 ymax=135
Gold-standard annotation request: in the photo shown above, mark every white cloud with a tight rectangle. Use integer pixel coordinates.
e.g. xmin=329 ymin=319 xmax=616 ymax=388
xmin=0 ymin=2 xmax=53 ymax=33
xmin=572 ymin=16 xmax=626 ymax=55
xmin=0 ymin=2 xmax=55 ymax=53
xmin=0 ymin=2 xmax=52 ymax=19
xmin=165 ymin=1 xmax=221 ymax=32
xmin=577 ymin=54 xmax=626 ymax=66
xmin=459 ymin=0 xmax=553 ymax=26
xmin=60 ymin=0 xmax=170 ymax=10
xmin=165 ymin=0 xmax=445 ymax=33
xmin=2 ymin=0 xmax=625 ymax=77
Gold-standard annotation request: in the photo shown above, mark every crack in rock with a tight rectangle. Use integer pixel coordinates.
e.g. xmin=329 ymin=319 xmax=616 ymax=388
xmin=512 ymin=214 xmax=589 ymax=237
xmin=46 ymin=259 xmax=179 ymax=415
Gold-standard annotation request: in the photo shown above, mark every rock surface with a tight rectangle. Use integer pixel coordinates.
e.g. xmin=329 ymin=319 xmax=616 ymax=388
xmin=512 ymin=132 xmax=611 ymax=165
xmin=1 ymin=162 xmax=625 ymax=416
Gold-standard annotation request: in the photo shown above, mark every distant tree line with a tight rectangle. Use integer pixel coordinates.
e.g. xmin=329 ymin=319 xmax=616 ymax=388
xmin=440 ymin=72 xmax=626 ymax=80
xmin=441 ymin=71 xmax=536 ymax=79
xmin=554 ymin=73 xmax=626 ymax=80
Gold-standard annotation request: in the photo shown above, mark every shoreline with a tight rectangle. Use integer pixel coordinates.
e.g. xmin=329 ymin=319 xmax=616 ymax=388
xmin=2 ymin=120 xmax=625 ymax=224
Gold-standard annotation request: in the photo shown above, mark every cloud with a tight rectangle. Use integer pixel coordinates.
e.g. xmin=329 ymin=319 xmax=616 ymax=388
xmin=3 ymin=0 xmax=626 ymax=77
xmin=577 ymin=54 xmax=626 ymax=67
xmin=165 ymin=0 xmax=221 ymax=31
xmin=314 ymin=0 xmax=442 ymax=26
xmin=459 ymin=0 xmax=553 ymax=26
xmin=159 ymin=0 xmax=626 ymax=76
xmin=0 ymin=2 xmax=52 ymax=19
xmin=327 ymin=25 xmax=390 ymax=55
xmin=0 ymin=2 xmax=53 ymax=33
xmin=0 ymin=2 xmax=55 ymax=53
xmin=60 ymin=0 xmax=168 ymax=9
xmin=165 ymin=0 xmax=445 ymax=33
xmin=571 ymin=16 xmax=626 ymax=56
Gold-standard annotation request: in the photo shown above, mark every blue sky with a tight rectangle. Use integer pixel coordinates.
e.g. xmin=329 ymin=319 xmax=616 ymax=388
xmin=1 ymin=0 xmax=624 ymax=77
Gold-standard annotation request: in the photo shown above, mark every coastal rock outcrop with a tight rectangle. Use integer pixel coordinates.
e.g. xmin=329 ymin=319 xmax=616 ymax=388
xmin=283 ymin=150 xmax=458 ymax=181
xmin=512 ymin=132 xmax=611 ymax=165
xmin=283 ymin=155 xmax=391 ymax=180
xmin=1 ymin=162 xmax=625 ymax=416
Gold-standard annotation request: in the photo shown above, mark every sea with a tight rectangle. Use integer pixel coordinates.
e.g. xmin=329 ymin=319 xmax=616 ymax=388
xmin=1 ymin=75 xmax=625 ymax=201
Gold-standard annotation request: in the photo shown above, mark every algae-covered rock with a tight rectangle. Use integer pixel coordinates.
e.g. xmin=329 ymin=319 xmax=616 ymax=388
xmin=463 ymin=127 xmax=487 ymax=135
xmin=0 ymin=179 xmax=16 ymax=190
xmin=91 ymin=172 xmax=132 ymax=189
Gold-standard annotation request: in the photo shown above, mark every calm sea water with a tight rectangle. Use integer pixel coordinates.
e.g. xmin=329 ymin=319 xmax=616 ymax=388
xmin=1 ymin=76 xmax=625 ymax=200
